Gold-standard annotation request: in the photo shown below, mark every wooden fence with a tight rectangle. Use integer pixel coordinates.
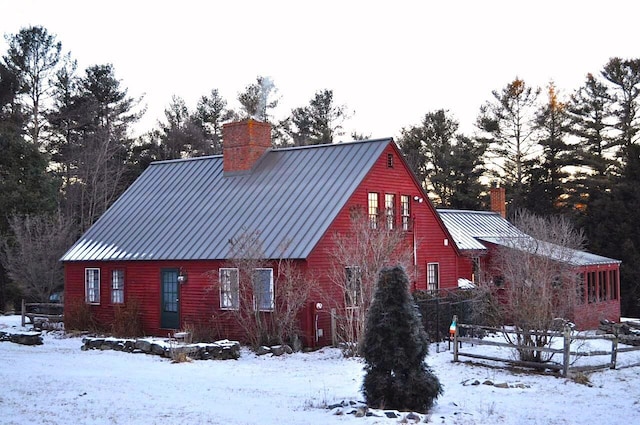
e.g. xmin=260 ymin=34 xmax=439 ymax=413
xmin=21 ymin=299 xmax=64 ymax=330
xmin=452 ymin=319 xmax=640 ymax=377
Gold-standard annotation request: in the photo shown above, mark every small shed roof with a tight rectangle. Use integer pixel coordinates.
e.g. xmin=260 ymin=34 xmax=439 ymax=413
xmin=61 ymin=139 xmax=392 ymax=261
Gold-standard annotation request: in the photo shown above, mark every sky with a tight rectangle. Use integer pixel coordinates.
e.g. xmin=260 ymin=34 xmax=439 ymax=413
xmin=2 ymin=0 xmax=640 ymax=140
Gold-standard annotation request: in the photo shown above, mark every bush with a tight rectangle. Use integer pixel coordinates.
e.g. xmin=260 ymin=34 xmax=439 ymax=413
xmin=64 ymin=298 xmax=97 ymax=332
xmin=111 ymin=299 xmax=143 ymax=337
xmin=361 ymin=266 xmax=442 ymax=413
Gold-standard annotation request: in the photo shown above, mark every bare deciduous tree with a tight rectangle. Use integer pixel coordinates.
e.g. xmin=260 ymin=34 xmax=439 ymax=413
xmin=0 ymin=212 xmax=76 ymax=302
xmin=488 ymin=210 xmax=585 ymax=362
xmin=327 ymin=207 xmax=415 ymax=356
xmin=208 ymin=229 xmax=317 ymax=349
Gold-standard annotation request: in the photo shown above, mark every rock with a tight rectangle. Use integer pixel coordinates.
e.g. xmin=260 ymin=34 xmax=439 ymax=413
xmin=256 ymin=346 xmax=271 ymax=356
xmin=135 ymin=340 xmax=152 ymax=353
xmin=355 ymin=407 xmax=367 ymax=417
xmin=406 ymin=412 xmax=420 ymax=421
xmin=384 ymin=411 xmax=398 ymax=418
xmin=494 ymin=382 xmax=509 ymax=389
xmin=271 ymin=345 xmax=288 ymax=356
xmin=482 ymin=380 xmax=494 ymax=386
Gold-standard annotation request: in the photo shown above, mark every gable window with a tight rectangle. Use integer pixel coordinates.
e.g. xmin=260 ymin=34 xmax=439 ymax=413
xmin=85 ymin=268 xmax=100 ymax=304
xmin=368 ymin=192 xmax=379 ymax=229
xmin=427 ymin=263 xmax=439 ymax=292
xmin=111 ymin=269 xmax=124 ymax=304
xmin=253 ymin=268 xmax=274 ymax=311
xmin=387 ymin=153 xmax=394 ymax=168
xmin=345 ymin=266 xmax=362 ymax=306
xmin=220 ymin=268 xmax=239 ymax=309
xmin=401 ymin=195 xmax=411 ymax=231
xmin=385 ymin=194 xmax=395 ymax=229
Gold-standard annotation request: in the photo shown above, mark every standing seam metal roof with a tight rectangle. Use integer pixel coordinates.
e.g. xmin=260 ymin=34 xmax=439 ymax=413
xmin=437 ymin=209 xmax=620 ymax=266
xmin=61 ymin=139 xmax=392 ymax=261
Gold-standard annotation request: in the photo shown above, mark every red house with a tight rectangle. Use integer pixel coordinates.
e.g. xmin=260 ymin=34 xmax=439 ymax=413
xmin=61 ymin=119 xmax=461 ymax=346
xmin=438 ymin=189 xmax=622 ymax=330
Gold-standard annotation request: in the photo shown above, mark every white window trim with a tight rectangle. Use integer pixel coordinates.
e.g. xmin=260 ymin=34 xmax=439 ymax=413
xmin=427 ymin=262 xmax=440 ymax=292
xmin=111 ymin=269 xmax=124 ymax=304
xmin=219 ymin=268 xmax=240 ymax=310
xmin=85 ymin=268 xmax=100 ymax=304
xmin=253 ymin=268 xmax=274 ymax=312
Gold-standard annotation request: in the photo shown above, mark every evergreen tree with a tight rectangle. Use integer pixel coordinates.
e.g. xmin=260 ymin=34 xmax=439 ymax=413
xmin=284 ymin=89 xmax=348 ymax=146
xmin=398 ymin=110 xmax=486 ymax=209
xmin=361 ymin=266 xmax=442 ymax=413
xmin=3 ymin=26 xmax=63 ymax=148
xmin=237 ymin=75 xmax=278 ymax=122
xmin=476 ymin=78 xmax=541 ymax=213
xmin=601 ymin=57 xmax=640 ymax=157
xmin=527 ymin=82 xmax=573 ymax=215
xmin=583 ymin=144 xmax=640 ymax=317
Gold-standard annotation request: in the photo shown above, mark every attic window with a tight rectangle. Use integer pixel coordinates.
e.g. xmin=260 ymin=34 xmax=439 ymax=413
xmin=387 ymin=153 xmax=394 ymax=168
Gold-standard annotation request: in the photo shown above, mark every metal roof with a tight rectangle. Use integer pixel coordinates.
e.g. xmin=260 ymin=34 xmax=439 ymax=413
xmin=437 ymin=209 xmax=620 ymax=266
xmin=61 ymin=138 xmax=392 ymax=261
xmin=436 ymin=209 xmax=523 ymax=251
xmin=479 ymin=237 xmax=621 ymax=266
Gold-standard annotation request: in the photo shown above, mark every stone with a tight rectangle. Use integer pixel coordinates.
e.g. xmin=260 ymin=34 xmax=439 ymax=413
xmin=256 ymin=346 xmax=271 ymax=356
xmin=384 ymin=412 xmax=398 ymax=418
xmin=494 ymin=382 xmax=509 ymax=389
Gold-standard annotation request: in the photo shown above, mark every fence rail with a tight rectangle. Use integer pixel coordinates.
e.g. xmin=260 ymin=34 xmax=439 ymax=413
xmin=452 ymin=319 xmax=640 ymax=377
xmin=21 ymin=299 xmax=64 ymax=329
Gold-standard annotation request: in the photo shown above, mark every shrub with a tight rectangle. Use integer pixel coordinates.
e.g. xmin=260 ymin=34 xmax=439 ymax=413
xmin=111 ymin=299 xmax=143 ymax=337
xmin=361 ymin=266 xmax=442 ymax=413
xmin=64 ymin=298 xmax=97 ymax=332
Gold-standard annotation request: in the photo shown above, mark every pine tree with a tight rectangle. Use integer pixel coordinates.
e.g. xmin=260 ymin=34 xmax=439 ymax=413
xmin=361 ymin=266 xmax=442 ymax=413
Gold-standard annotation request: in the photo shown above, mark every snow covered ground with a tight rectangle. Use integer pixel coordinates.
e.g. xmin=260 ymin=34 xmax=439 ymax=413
xmin=1 ymin=314 xmax=639 ymax=425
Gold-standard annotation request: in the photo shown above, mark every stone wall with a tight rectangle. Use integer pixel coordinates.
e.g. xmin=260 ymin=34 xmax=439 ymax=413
xmin=81 ymin=337 xmax=240 ymax=360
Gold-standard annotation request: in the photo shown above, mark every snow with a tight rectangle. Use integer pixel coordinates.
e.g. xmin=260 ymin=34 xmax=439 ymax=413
xmin=2 ymin=315 xmax=640 ymax=424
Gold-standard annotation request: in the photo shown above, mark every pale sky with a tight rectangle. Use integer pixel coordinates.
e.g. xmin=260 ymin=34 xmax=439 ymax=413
xmin=2 ymin=0 xmax=639 ymax=140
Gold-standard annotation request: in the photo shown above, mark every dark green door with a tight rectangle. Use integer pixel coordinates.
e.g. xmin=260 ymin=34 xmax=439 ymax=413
xmin=161 ymin=269 xmax=179 ymax=329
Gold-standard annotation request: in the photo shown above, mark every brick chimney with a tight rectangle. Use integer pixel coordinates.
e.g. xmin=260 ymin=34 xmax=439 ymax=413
xmin=490 ymin=184 xmax=506 ymax=218
xmin=222 ymin=119 xmax=271 ymax=174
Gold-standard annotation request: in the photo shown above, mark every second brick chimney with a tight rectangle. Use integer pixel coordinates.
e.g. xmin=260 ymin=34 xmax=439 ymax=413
xmin=222 ymin=119 xmax=271 ymax=174
xmin=490 ymin=184 xmax=506 ymax=218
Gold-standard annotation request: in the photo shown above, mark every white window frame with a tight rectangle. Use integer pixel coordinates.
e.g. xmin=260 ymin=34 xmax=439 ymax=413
xmin=253 ymin=268 xmax=274 ymax=312
xmin=85 ymin=268 xmax=100 ymax=304
xmin=111 ymin=269 xmax=124 ymax=304
xmin=385 ymin=193 xmax=395 ymax=230
xmin=401 ymin=195 xmax=411 ymax=231
xmin=219 ymin=268 xmax=239 ymax=310
xmin=368 ymin=192 xmax=379 ymax=229
xmin=427 ymin=263 xmax=439 ymax=292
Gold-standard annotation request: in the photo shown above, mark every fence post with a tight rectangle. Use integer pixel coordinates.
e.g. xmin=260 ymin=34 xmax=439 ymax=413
xmin=562 ymin=324 xmax=571 ymax=377
xmin=21 ymin=299 xmax=26 ymax=327
xmin=611 ymin=330 xmax=618 ymax=370
xmin=452 ymin=315 xmax=459 ymax=362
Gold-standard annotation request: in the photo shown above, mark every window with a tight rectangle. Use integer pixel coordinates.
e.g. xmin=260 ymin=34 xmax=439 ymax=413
xmin=111 ymin=269 xmax=124 ymax=304
xmin=220 ymin=268 xmax=239 ymax=309
xmin=587 ymin=271 xmax=596 ymax=303
xmin=598 ymin=270 xmax=607 ymax=301
xmin=385 ymin=194 xmax=395 ymax=229
xmin=85 ymin=268 xmax=100 ymax=304
xmin=368 ymin=192 xmax=379 ymax=229
xmin=387 ymin=153 xmax=394 ymax=168
xmin=253 ymin=268 xmax=274 ymax=311
xmin=345 ymin=266 xmax=362 ymax=306
xmin=427 ymin=263 xmax=439 ymax=292
xmin=576 ymin=273 xmax=585 ymax=304
xmin=609 ymin=269 xmax=618 ymax=300
xmin=401 ymin=195 xmax=411 ymax=231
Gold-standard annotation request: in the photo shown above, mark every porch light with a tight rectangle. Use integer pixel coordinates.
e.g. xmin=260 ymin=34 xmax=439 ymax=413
xmin=178 ymin=269 xmax=188 ymax=284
